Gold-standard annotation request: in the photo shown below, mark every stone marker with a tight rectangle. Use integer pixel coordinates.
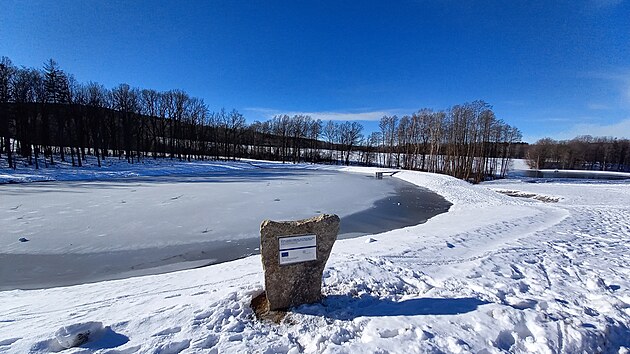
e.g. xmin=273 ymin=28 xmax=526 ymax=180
xmin=260 ymin=214 xmax=340 ymax=311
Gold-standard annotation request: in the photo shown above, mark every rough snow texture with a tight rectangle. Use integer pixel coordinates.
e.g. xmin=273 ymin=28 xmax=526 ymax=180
xmin=1 ymin=162 xmax=630 ymax=353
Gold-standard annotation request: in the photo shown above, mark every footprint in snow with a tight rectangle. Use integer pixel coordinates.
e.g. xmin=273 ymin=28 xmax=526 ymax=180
xmin=153 ymin=327 xmax=182 ymax=337
xmin=584 ymin=307 xmax=600 ymax=316
xmin=195 ymin=334 xmax=219 ymax=349
xmin=0 ymin=338 xmax=21 ymax=346
xmin=446 ymin=242 xmax=455 ymax=248
xmin=31 ymin=322 xmax=129 ymax=352
xmin=153 ymin=339 xmax=190 ymax=354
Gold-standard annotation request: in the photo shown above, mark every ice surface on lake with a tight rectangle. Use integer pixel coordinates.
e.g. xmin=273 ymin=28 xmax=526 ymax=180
xmin=0 ymin=167 xmax=449 ymax=289
xmin=2 ymin=170 xmax=395 ymax=253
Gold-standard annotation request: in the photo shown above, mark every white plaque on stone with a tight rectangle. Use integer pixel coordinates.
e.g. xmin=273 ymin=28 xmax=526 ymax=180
xmin=278 ymin=234 xmax=317 ymax=265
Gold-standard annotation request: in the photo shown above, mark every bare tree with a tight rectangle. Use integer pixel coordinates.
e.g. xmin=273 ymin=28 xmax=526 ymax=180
xmin=527 ymin=136 xmax=629 ymax=172
xmin=322 ymin=120 xmax=338 ymax=163
xmin=0 ymin=57 xmax=15 ymax=168
xmin=339 ymin=121 xmax=363 ymax=165
xmin=112 ymin=83 xmax=141 ymax=162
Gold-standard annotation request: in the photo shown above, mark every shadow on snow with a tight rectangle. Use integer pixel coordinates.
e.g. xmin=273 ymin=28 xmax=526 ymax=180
xmin=295 ymin=295 xmax=489 ymax=320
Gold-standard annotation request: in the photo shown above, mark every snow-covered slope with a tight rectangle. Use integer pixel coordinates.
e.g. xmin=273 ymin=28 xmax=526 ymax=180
xmin=1 ymin=162 xmax=629 ymax=353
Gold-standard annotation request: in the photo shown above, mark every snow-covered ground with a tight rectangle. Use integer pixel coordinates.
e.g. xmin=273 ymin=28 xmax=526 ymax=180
xmin=1 ymin=160 xmax=630 ymax=353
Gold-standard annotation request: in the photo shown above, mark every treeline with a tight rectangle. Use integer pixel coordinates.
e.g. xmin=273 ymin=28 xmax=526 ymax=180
xmin=371 ymin=101 xmax=523 ymax=182
xmin=1 ymin=56 xmax=524 ymax=182
xmin=0 ymin=57 xmax=366 ymax=168
xmin=526 ymin=136 xmax=630 ymax=172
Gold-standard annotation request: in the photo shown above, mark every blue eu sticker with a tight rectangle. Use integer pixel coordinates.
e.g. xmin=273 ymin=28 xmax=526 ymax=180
xmin=281 ymin=252 xmax=289 ymax=257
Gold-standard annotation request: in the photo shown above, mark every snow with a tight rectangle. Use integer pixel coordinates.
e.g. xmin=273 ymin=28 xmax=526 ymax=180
xmin=510 ymin=158 xmax=531 ymax=171
xmin=1 ymin=160 xmax=630 ymax=353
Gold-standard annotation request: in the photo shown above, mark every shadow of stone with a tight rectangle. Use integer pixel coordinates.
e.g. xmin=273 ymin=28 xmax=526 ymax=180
xmin=30 ymin=326 xmax=128 ymax=352
xmin=294 ymin=295 xmax=489 ymax=320
xmin=80 ymin=327 xmax=129 ymax=350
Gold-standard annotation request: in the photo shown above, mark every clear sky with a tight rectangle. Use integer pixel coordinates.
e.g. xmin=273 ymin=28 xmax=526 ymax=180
xmin=1 ymin=0 xmax=629 ymax=142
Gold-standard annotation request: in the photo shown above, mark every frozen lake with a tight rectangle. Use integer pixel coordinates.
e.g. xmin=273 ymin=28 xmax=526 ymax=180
xmin=515 ymin=169 xmax=630 ymax=180
xmin=0 ymin=169 xmax=451 ymax=290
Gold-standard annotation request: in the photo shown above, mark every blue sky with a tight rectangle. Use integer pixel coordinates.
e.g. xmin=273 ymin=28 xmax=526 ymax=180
xmin=1 ymin=0 xmax=629 ymax=142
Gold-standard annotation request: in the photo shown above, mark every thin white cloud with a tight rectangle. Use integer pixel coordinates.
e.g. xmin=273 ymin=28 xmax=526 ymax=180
xmin=531 ymin=117 xmax=574 ymax=123
xmin=587 ymin=103 xmax=611 ymax=110
xmin=283 ymin=111 xmax=395 ymax=121
xmin=586 ymin=69 xmax=630 ymax=106
xmin=559 ymin=118 xmax=630 ymax=141
xmin=523 ymin=118 xmax=630 ymax=143
xmin=502 ymin=100 xmax=527 ymax=107
xmin=587 ymin=70 xmax=630 ymax=82
xmin=590 ymin=0 xmax=624 ymax=7
xmin=244 ymin=107 xmax=403 ymax=121
xmin=243 ymin=107 xmax=278 ymax=117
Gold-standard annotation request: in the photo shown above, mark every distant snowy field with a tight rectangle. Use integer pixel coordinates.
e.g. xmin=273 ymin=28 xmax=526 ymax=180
xmin=1 ymin=159 xmax=630 ymax=353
